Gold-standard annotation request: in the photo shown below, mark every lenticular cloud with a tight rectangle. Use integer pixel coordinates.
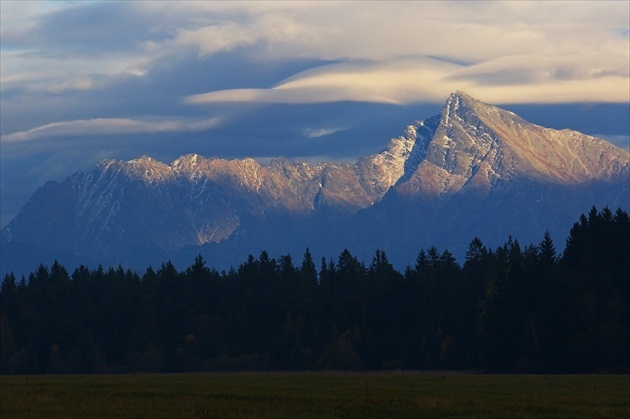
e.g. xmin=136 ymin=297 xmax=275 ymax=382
xmin=1 ymin=117 xmax=221 ymax=142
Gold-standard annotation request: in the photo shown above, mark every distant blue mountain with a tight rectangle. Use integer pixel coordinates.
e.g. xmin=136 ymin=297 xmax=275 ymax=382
xmin=2 ymin=92 xmax=628 ymax=276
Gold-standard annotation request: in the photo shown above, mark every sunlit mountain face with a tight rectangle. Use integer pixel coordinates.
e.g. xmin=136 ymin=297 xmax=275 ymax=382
xmin=2 ymin=92 xmax=628 ymax=275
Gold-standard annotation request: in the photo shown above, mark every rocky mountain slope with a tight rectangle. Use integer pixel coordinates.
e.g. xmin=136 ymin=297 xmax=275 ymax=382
xmin=2 ymin=92 xmax=628 ymax=273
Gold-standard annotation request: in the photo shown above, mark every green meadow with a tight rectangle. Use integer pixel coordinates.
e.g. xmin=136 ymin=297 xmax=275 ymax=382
xmin=1 ymin=373 xmax=628 ymax=418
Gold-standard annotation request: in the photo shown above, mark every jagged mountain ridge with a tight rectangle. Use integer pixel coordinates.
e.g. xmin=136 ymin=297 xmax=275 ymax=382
xmin=2 ymin=92 xmax=628 ymax=273
xmin=395 ymin=92 xmax=628 ymax=196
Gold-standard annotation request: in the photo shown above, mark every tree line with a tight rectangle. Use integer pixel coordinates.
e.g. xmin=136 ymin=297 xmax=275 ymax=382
xmin=1 ymin=206 xmax=628 ymax=374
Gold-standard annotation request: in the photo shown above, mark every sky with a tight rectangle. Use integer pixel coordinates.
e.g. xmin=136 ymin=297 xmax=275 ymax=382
xmin=1 ymin=1 xmax=629 ymax=228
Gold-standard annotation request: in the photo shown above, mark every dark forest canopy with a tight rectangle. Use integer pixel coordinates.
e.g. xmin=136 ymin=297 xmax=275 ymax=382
xmin=1 ymin=206 xmax=628 ymax=374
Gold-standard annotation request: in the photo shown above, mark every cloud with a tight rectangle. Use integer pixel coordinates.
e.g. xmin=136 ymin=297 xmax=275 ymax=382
xmin=3 ymin=1 xmax=628 ymax=100
xmin=303 ymin=127 xmax=347 ymax=139
xmin=169 ymin=23 xmax=259 ymax=57
xmin=185 ymin=54 xmax=629 ymax=106
xmin=149 ymin=2 xmax=628 ymax=64
xmin=448 ymin=53 xmax=630 ymax=84
xmin=1 ymin=117 xmax=221 ymax=142
xmin=185 ymin=58 xmax=458 ymax=105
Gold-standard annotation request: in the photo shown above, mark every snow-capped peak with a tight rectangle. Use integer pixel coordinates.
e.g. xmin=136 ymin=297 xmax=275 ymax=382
xmin=172 ymin=154 xmax=207 ymax=179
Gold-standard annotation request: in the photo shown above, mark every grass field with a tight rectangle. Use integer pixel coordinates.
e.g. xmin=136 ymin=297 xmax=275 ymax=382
xmin=1 ymin=372 xmax=628 ymax=418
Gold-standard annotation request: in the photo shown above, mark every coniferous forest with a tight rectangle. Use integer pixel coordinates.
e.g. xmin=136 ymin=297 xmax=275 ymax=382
xmin=1 ymin=206 xmax=628 ymax=374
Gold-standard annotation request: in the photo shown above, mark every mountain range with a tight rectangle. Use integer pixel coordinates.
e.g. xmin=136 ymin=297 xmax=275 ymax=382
xmin=2 ymin=91 xmax=628 ymax=275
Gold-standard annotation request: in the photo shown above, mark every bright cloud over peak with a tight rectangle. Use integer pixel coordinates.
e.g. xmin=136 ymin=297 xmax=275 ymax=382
xmin=185 ymin=54 xmax=629 ymax=106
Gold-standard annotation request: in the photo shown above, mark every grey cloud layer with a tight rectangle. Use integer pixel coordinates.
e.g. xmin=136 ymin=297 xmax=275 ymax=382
xmin=3 ymin=2 xmax=628 ymax=103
